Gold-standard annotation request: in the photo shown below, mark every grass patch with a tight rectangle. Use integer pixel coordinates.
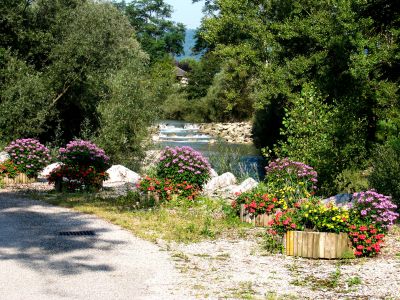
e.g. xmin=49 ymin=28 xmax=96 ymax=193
xmin=32 ymin=190 xmax=249 ymax=243
xmin=347 ymin=276 xmax=362 ymax=287
xmin=229 ymin=281 xmax=257 ymax=300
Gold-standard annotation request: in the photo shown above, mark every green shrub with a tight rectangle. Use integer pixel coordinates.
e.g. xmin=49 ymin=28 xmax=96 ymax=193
xmin=369 ymin=139 xmax=400 ymax=208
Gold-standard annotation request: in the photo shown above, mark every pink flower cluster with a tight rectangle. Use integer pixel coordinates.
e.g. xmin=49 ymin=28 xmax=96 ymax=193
xmin=265 ymin=158 xmax=318 ymax=189
xmin=59 ymin=140 xmax=109 ymax=164
xmin=352 ymin=190 xmax=399 ymax=229
xmin=157 ymin=146 xmax=211 ymax=187
xmin=5 ymin=138 xmax=51 ymax=177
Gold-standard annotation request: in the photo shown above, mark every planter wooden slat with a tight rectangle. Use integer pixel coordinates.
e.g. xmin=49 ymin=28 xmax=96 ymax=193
xmin=285 ymin=231 xmax=352 ymax=259
xmin=239 ymin=204 xmax=274 ymax=227
xmin=1 ymin=173 xmax=36 ymax=185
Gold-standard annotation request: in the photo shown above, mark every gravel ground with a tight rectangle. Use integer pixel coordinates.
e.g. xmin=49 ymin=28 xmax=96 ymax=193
xmin=2 ymin=184 xmax=400 ymax=299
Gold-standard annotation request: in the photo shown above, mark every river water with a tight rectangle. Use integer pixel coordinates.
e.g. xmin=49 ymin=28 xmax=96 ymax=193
xmin=152 ymin=120 xmax=265 ymax=180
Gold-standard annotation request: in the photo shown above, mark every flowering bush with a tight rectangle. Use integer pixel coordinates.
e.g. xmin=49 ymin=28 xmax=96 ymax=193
xmin=268 ymin=198 xmax=350 ymax=236
xmin=268 ymin=209 xmax=304 ymax=235
xmin=47 ymin=164 xmax=108 ymax=192
xmin=5 ymin=138 xmax=51 ymax=177
xmin=265 ymin=158 xmax=317 ymax=206
xmin=49 ymin=140 xmax=110 ymax=191
xmin=156 ymin=146 xmax=211 ymax=188
xmin=348 ymin=224 xmax=385 ymax=257
xmin=59 ymin=140 xmax=110 ymax=172
xmin=296 ymin=199 xmax=350 ymax=233
xmin=352 ymin=190 xmax=399 ymax=230
xmin=232 ymin=189 xmax=287 ymax=216
xmin=137 ymin=176 xmax=200 ymax=201
xmin=0 ymin=160 xmax=19 ymax=178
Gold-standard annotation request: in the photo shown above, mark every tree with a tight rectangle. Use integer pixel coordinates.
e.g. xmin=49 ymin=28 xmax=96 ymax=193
xmin=116 ymin=0 xmax=186 ymax=62
xmin=0 ymin=0 xmax=154 ymax=149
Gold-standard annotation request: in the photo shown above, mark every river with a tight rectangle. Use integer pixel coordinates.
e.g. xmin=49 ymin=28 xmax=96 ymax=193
xmin=152 ymin=120 xmax=265 ymax=180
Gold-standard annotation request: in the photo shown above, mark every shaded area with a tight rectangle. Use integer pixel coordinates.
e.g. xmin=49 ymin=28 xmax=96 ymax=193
xmin=0 ymin=191 xmax=126 ymax=276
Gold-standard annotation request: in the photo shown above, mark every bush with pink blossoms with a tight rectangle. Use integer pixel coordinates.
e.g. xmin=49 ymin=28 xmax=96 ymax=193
xmin=5 ymin=138 xmax=51 ymax=177
xmin=156 ymin=146 xmax=211 ymax=189
xmin=58 ymin=140 xmax=110 ymax=172
xmin=351 ymin=190 xmax=399 ymax=230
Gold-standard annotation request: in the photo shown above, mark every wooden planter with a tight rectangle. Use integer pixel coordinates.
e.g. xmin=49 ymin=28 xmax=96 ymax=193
xmin=284 ymin=231 xmax=352 ymax=259
xmin=1 ymin=173 xmax=36 ymax=185
xmin=239 ymin=204 xmax=274 ymax=227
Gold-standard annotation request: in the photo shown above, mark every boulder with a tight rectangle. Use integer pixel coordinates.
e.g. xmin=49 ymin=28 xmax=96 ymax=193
xmin=104 ymin=165 xmax=141 ymax=187
xmin=209 ymin=168 xmax=218 ymax=178
xmin=231 ymin=178 xmax=258 ymax=195
xmin=204 ymin=172 xmax=237 ymax=192
xmin=0 ymin=151 xmax=10 ymax=163
xmin=323 ymin=193 xmax=353 ymax=207
xmin=39 ymin=162 xmax=61 ymax=178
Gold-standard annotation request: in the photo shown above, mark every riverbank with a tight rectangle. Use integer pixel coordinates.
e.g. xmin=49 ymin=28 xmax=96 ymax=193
xmin=199 ymin=121 xmax=253 ymax=144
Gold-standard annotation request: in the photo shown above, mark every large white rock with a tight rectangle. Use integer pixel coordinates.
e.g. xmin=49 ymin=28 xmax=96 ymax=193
xmin=204 ymin=172 xmax=237 ymax=192
xmin=0 ymin=151 xmax=10 ymax=163
xmin=104 ymin=165 xmax=141 ymax=186
xmin=209 ymin=168 xmax=218 ymax=178
xmin=231 ymin=178 xmax=258 ymax=195
xmin=39 ymin=162 xmax=61 ymax=178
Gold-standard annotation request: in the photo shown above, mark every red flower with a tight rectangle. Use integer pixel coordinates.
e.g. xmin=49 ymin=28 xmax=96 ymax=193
xmin=349 ymin=225 xmax=357 ymax=230
xmin=290 ymin=223 xmax=296 ymax=229
xmin=359 ymin=225 xmax=368 ymax=231
xmin=353 ymin=238 xmax=358 ymax=242
xmin=354 ymin=251 xmax=363 ymax=256
xmin=370 ymin=229 xmax=377 ymax=234
xmin=356 ymin=245 xmax=364 ymax=250
xmin=365 ymin=239 xmax=372 ymax=244
xmin=358 ymin=234 xmax=366 ymax=240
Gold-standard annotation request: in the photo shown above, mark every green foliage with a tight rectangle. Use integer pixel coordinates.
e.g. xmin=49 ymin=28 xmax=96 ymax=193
xmin=276 ymin=84 xmax=340 ymax=194
xmin=263 ymin=233 xmax=284 ymax=254
xmin=369 ymin=139 xmax=400 ymax=208
xmin=96 ymin=57 xmax=156 ymax=170
xmin=194 ymin=0 xmax=400 ymax=194
xmin=0 ymin=0 xmax=154 ymax=155
xmin=116 ymin=0 xmax=185 ymax=62
xmin=334 ymin=168 xmax=370 ymax=194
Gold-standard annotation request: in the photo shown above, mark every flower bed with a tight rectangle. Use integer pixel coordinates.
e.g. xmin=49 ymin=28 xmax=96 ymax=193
xmin=239 ymin=204 xmax=275 ymax=226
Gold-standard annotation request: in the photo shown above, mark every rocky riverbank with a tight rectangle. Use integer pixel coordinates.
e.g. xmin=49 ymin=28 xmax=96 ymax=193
xmin=199 ymin=121 xmax=253 ymax=144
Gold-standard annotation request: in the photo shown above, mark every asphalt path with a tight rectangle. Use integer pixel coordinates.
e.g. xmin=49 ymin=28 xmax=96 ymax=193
xmin=0 ymin=191 xmax=191 ymax=300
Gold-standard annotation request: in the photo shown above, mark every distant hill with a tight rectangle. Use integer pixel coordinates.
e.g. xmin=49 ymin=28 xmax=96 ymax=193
xmin=176 ymin=29 xmax=202 ymax=61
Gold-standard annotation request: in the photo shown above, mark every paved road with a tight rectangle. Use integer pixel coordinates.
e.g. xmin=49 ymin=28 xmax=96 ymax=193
xmin=0 ymin=191 xmax=191 ymax=300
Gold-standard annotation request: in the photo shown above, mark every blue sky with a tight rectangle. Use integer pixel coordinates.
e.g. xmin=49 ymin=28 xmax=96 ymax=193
xmin=164 ymin=0 xmax=204 ymax=29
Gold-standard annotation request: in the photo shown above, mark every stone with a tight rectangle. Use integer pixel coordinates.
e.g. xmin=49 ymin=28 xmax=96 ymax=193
xmin=210 ymin=168 xmax=218 ymax=178
xmin=323 ymin=193 xmax=353 ymax=207
xmin=204 ymin=172 xmax=237 ymax=192
xmin=231 ymin=178 xmax=258 ymax=195
xmin=104 ymin=165 xmax=141 ymax=187
xmin=39 ymin=163 xmax=61 ymax=178
xmin=0 ymin=151 xmax=10 ymax=163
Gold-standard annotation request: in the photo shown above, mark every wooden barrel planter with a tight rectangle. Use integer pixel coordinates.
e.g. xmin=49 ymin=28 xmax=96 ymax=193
xmin=239 ymin=204 xmax=274 ymax=227
xmin=284 ymin=231 xmax=352 ymax=259
xmin=1 ymin=173 xmax=36 ymax=185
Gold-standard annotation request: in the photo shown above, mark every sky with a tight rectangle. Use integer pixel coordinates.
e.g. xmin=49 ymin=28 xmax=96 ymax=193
xmin=164 ymin=0 xmax=204 ymax=29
